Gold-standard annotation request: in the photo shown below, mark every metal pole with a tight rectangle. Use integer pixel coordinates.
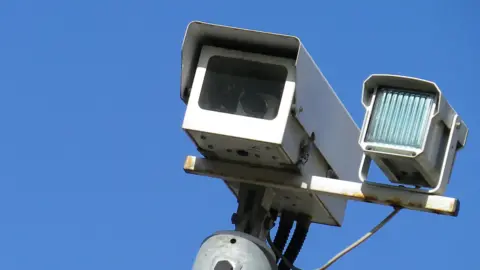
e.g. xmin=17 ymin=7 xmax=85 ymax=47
xmin=192 ymin=184 xmax=278 ymax=270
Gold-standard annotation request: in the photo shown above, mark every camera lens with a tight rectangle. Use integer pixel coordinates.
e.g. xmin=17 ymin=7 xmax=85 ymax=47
xmin=199 ymin=56 xmax=287 ymax=120
xmin=239 ymin=92 xmax=268 ymax=118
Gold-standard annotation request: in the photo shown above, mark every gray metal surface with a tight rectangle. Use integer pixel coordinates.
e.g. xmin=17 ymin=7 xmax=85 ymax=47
xmin=233 ymin=184 xmax=274 ymax=240
xmin=180 ymin=21 xmax=363 ymax=184
xmin=180 ymin=21 xmax=364 ymax=227
xmin=192 ymin=231 xmax=277 ymax=270
xmin=294 ymin=45 xmax=363 ymax=183
xmin=184 ymin=156 xmax=460 ymax=216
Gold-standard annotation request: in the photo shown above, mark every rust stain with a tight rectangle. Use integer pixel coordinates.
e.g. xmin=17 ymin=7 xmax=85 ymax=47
xmin=184 ymin=156 xmax=195 ymax=171
xmin=384 ymin=197 xmax=403 ymax=206
xmin=406 ymin=202 xmax=424 ymax=209
xmin=363 ymin=195 xmax=378 ymax=202
xmin=380 ymin=197 xmax=429 ymax=211
xmin=345 ymin=192 xmax=378 ymax=203
xmin=349 ymin=192 xmax=365 ymax=199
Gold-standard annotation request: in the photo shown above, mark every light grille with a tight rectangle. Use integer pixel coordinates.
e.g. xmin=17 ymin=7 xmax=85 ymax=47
xmin=366 ymin=89 xmax=435 ymax=149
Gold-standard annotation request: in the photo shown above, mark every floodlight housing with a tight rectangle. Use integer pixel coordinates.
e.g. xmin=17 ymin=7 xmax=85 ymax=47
xmin=180 ymin=21 xmax=363 ymax=226
xmin=359 ymin=74 xmax=468 ymax=194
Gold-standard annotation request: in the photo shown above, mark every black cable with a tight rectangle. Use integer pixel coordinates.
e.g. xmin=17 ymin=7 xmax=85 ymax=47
xmin=273 ymin=210 xmax=296 ymax=263
xmin=278 ymin=213 xmax=311 ymax=270
xmin=267 ymin=231 xmax=301 ymax=270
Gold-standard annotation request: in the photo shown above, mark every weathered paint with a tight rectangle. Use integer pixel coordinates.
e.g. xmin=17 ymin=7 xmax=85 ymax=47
xmin=184 ymin=155 xmax=460 ymax=217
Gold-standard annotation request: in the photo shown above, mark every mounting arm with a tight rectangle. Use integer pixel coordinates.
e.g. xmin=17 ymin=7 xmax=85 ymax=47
xmin=184 ymin=156 xmax=459 ymax=217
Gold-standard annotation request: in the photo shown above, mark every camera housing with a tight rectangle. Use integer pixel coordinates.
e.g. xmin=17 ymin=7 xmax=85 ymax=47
xmin=180 ymin=21 xmax=363 ymax=226
xmin=183 ymin=45 xmax=297 ymax=168
xmin=358 ymin=74 xmax=468 ymax=194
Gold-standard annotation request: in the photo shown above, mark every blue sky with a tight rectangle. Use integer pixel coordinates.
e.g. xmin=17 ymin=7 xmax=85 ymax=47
xmin=0 ymin=0 xmax=478 ymax=269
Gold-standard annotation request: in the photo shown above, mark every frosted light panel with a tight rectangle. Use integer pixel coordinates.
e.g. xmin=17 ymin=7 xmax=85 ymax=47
xmin=366 ymin=89 xmax=435 ymax=149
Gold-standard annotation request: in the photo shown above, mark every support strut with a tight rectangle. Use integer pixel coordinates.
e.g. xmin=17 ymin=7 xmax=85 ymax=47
xmin=193 ymin=183 xmax=279 ymax=270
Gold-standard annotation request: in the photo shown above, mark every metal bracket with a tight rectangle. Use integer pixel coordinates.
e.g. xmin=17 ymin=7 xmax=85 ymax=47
xmin=232 ymin=184 xmax=275 ymax=240
xmin=296 ymin=132 xmax=315 ymax=166
xmin=359 ymin=114 xmax=461 ymax=196
xmin=184 ymin=155 xmax=460 ymax=217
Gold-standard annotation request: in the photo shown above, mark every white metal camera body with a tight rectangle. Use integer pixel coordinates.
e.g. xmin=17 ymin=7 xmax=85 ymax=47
xmin=180 ymin=21 xmax=363 ymax=226
xmin=358 ymin=74 xmax=468 ymax=195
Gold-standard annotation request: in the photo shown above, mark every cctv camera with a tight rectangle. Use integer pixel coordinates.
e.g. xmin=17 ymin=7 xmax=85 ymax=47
xmin=180 ymin=21 xmax=363 ymax=226
xmin=183 ymin=44 xmax=296 ymax=167
xmin=358 ymin=74 xmax=468 ymax=194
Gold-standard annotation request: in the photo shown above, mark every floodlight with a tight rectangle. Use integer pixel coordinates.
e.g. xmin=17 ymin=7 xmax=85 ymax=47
xmin=359 ymin=74 xmax=468 ymax=194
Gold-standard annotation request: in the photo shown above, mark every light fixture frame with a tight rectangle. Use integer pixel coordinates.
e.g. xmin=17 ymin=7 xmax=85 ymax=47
xmin=358 ymin=74 xmax=468 ymax=195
